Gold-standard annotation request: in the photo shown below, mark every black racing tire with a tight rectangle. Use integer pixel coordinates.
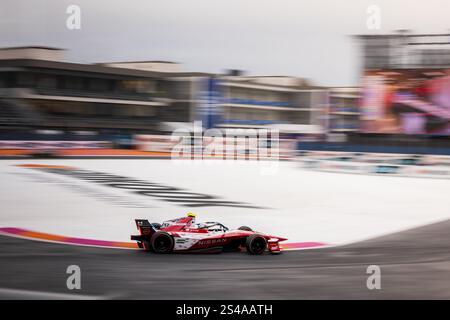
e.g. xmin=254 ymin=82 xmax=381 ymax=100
xmin=238 ymin=226 xmax=253 ymax=231
xmin=151 ymin=231 xmax=174 ymax=254
xmin=151 ymin=223 xmax=162 ymax=230
xmin=246 ymin=234 xmax=267 ymax=255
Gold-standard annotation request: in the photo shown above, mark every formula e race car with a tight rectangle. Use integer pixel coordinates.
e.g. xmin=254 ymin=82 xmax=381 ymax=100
xmin=131 ymin=213 xmax=287 ymax=254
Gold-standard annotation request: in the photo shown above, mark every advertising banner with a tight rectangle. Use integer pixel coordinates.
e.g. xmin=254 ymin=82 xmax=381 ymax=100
xmin=197 ymin=77 xmax=223 ymax=130
xmin=360 ymin=69 xmax=450 ymax=135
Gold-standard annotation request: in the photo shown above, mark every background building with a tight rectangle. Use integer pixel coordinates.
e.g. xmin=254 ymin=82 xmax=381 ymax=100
xmin=328 ymin=87 xmax=360 ymax=133
xmin=356 ymin=31 xmax=450 ymax=70
xmin=214 ymin=74 xmax=328 ymax=136
xmin=0 ymin=46 xmax=207 ymax=136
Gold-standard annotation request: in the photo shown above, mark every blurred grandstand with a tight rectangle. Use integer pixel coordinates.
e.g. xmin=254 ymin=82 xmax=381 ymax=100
xmin=0 ymin=33 xmax=450 ymax=157
xmin=0 ymin=46 xmax=325 ymax=156
xmin=0 ymin=47 xmax=206 ymax=136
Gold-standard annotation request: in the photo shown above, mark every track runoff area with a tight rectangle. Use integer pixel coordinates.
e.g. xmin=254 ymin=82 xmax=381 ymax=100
xmin=1 ymin=158 xmax=450 ymax=299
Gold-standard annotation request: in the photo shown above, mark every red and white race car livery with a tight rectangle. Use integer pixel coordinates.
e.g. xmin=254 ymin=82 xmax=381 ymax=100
xmin=131 ymin=214 xmax=287 ymax=255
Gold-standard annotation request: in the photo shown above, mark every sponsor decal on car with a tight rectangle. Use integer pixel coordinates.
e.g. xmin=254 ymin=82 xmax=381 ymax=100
xmin=197 ymin=238 xmax=227 ymax=246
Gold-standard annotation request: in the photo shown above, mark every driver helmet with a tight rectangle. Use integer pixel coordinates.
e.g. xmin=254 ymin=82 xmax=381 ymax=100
xmin=187 ymin=212 xmax=196 ymax=223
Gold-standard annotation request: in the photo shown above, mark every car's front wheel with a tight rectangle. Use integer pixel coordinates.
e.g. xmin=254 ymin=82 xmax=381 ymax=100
xmin=151 ymin=231 xmax=174 ymax=253
xmin=246 ymin=234 xmax=267 ymax=255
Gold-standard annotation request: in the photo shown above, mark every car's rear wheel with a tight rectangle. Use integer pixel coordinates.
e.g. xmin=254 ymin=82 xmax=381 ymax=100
xmin=238 ymin=226 xmax=253 ymax=231
xmin=246 ymin=234 xmax=267 ymax=255
xmin=151 ymin=232 xmax=174 ymax=253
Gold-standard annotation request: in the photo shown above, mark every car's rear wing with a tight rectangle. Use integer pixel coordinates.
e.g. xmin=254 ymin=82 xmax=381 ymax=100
xmin=132 ymin=219 xmax=157 ymax=239
xmin=131 ymin=219 xmax=158 ymax=250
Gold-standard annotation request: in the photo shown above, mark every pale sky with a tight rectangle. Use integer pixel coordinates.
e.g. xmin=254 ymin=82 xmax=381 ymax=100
xmin=0 ymin=0 xmax=449 ymax=86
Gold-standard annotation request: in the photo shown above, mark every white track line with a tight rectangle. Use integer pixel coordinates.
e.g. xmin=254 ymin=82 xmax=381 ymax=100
xmin=0 ymin=287 xmax=112 ymax=300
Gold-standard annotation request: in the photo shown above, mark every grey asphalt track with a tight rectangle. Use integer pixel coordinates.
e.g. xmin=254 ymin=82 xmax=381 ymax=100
xmin=1 ymin=219 xmax=450 ymax=299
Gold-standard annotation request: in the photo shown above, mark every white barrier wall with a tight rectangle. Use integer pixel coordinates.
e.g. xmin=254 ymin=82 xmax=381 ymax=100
xmin=134 ymin=134 xmax=296 ymax=159
xmin=0 ymin=141 xmax=110 ymax=149
xmin=133 ymin=135 xmax=177 ymax=153
xmin=297 ymin=151 xmax=450 ymax=179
